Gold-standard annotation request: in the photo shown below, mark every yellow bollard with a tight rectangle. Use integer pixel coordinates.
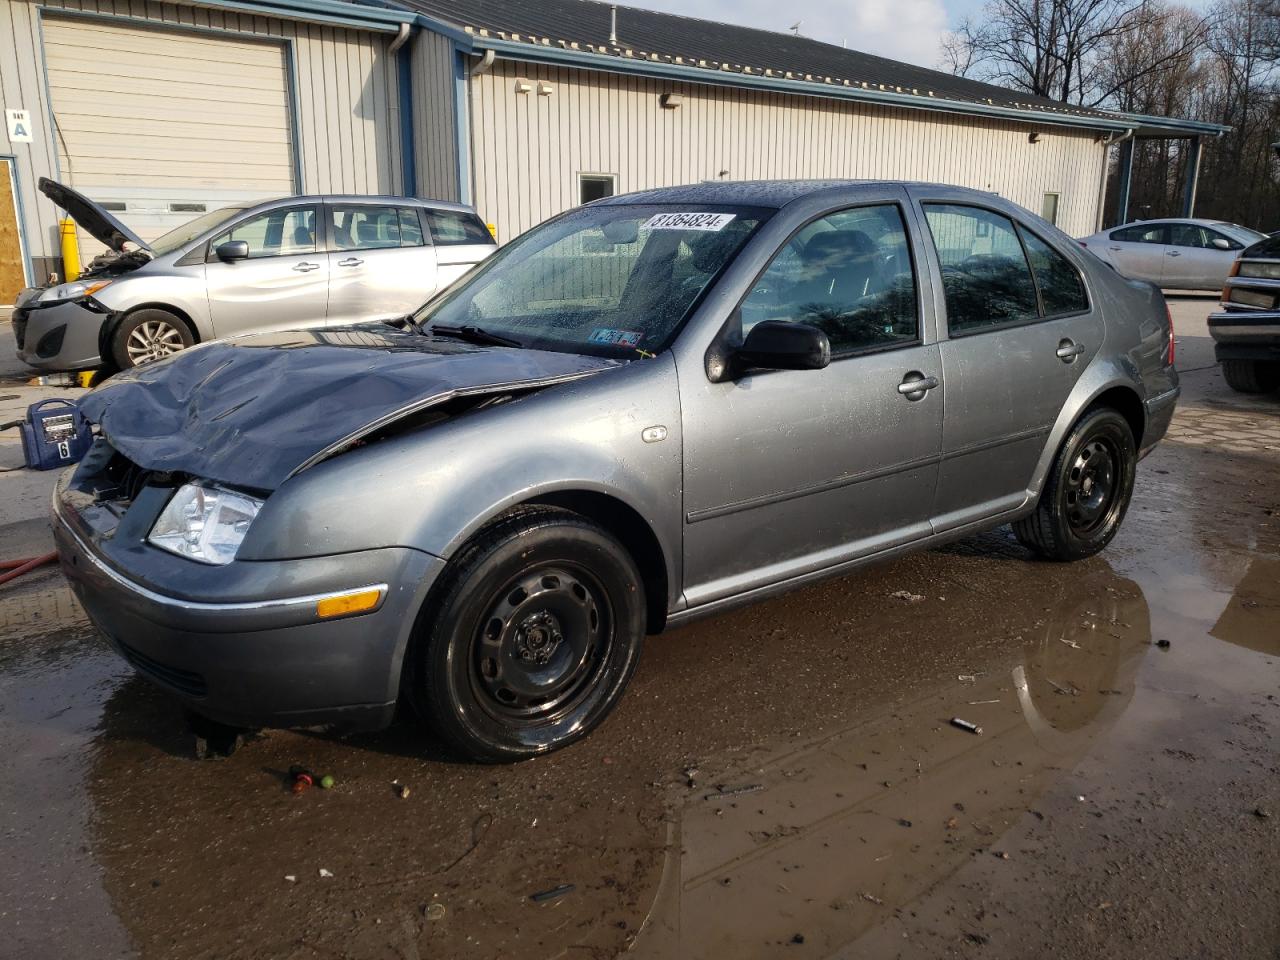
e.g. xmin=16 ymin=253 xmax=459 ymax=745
xmin=60 ymin=217 xmax=81 ymax=282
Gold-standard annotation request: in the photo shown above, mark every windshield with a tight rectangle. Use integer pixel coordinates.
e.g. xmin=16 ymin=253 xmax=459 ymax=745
xmin=414 ymin=203 xmax=771 ymax=358
xmin=1215 ymin=222 xmax=1267 ymax=244
xmin=149 ymin=205 xmax=247 ymax=256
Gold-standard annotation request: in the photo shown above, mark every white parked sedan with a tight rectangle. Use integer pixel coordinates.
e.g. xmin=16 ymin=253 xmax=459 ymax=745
xmin=1080 ymin=218 xmax=1265 ymax=290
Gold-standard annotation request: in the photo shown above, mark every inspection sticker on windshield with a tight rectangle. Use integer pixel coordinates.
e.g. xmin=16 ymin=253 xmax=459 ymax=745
xmin=588 ymin=328 xmax=644 ymax=347
xmin=644 ymin=212 xmax=736 ymax=232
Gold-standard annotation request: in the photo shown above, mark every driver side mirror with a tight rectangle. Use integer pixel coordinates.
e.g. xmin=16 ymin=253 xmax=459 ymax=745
xmin=1211 ymin=237 xmax=1233 ymax=251
xmin=215 ymin=240 xmax=250 ymax=262
xmin=735 ymin=320 xmax=831 ymax=374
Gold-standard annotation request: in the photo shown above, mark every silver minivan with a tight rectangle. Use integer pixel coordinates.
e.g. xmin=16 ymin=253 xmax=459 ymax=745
xmin=14 ymin=179 xmax=496 ymax=370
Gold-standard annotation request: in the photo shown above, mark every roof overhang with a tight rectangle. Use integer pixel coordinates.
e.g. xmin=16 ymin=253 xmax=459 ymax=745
xmin=180 ymin=0 xmax=416 ymax=33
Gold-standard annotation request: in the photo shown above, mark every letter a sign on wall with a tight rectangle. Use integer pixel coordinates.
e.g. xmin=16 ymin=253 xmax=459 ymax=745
xmin=6 ymin=109 xmax=33 ymax=144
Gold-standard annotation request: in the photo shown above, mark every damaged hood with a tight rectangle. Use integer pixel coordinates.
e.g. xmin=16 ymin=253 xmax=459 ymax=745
xmin=39 ymin=177 xmax=150 ymax=254
xmin=79 ymin=325 xmax=620 ymax=490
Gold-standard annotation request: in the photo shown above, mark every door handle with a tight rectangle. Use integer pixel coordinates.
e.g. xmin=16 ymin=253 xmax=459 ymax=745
xmin=1056 ymin=339 xmax=1086 ymax=362
xmin=1108 ymin=246 xmax=1122 ymax=251
xmin=293 ymin=261 xmax=320 ymax=272
xmin=1166 ymin=250 xmax=1181 ymax=257
xmin=897 ymin=373 xmax=939 ymax=399
xmin=337 ymin=257 xmax=364 ymax=267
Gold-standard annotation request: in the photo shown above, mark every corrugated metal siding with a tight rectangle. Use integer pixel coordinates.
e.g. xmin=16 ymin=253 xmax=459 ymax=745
xmin=470 ymin=61 xmax=1106 ymax=243
xmin=411 ymin=29 xmax=459 ymax=202
xmin=0 ymin=0 xmax=403 ymax=263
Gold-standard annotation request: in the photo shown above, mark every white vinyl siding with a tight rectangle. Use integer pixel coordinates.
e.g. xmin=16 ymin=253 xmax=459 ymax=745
xmin=41 ymin=16 xmax=295 ymax=194
xmin=469 ymin=60 xmax=1106 ymax=242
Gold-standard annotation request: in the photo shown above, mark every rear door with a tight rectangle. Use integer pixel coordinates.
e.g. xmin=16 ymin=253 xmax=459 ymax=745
xmin=204 ymin=204 xmax=329 ymax=338
xmin=423 ymin=208 xmax=496 ymax=289
xmin=916 ymin=199 xmax=1102 ymax=530
xmin=324 ymin=203 xmax=439 ymax=324
xmin=1103 ymin=223 xmax=1169 ymax=283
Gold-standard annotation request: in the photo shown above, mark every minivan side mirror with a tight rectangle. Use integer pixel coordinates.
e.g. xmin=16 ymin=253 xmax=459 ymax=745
xmin=736 ymin=320 xmax=831 ymax=374
xmin=1211 ymin=237 xmax=1233 ymax=251
xmin=215 ymin=240 xmax=250 ymax=262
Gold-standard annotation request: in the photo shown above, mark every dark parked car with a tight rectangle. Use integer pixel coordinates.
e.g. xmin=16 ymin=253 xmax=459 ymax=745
xmin=1212 ymin=235 xmax=1280 ymax=393
xmin=55 ymin=181 xmax=1178 ymax=761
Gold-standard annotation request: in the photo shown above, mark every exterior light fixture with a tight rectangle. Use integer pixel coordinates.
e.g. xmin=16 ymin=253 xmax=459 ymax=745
xmin=537 ymin=80 xmax=554 ymax=96
xmin=514 ymin=78 xmax=532 ymax=94
xmin=659 ymin=92 xmax=682 ymax=109
xmin=1028 ymin=131 xmax=1042 ymax=144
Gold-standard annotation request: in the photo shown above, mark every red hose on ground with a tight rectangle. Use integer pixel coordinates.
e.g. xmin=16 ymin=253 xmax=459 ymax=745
xmin=0 ymin=552 xmax=59 ymax=586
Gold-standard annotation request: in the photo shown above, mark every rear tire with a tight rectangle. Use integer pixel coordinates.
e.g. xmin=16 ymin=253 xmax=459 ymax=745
xmin=1220 ymin=359 xmax=1280 ymax=394
xmin=111 ymin=308 xmax=194 ymax=369
xmin=1013 ymin=408 xmax=1136 ymax=562
xmin=405 ymin=506 xmax=645 ymax=762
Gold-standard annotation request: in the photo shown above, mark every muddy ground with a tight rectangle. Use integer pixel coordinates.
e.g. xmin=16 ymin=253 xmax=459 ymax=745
xmin=0 ymin=299 xmax=1276 ymax=959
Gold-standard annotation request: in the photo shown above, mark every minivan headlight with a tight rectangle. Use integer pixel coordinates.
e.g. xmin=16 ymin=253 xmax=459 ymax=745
xmin=148 ymin=482 xmax=264 ymax=565
xmin=37 ymin=279 xmax=113 ymax=306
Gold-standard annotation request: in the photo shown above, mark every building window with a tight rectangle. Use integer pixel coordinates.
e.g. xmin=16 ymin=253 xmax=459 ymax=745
xmin=1041 ymin=192 xmax=1060 ymax=225
xmin=579 ymin=173 xmax=617 ymax=205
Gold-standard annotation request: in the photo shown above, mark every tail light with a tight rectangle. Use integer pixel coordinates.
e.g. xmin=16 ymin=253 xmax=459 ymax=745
xmin=1166 ymin=305 xmax=1176 ymax=366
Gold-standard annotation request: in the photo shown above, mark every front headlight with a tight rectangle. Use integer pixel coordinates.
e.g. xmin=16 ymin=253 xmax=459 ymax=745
xmin=148 ymin=482 xmax=264 ymax=565
xmin=37 ymin=278 xmax=113 ymax=306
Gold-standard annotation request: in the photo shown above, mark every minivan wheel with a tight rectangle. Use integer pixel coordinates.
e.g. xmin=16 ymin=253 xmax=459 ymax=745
xmin=1013 ymin=408 xmax=1136 ymax=562
xmin=112 ymin=308 xmax=194 ymax=369
xmin=407 ymin=507 xmax=645 ymax=762
xmin=1220 ymin=359 xmax=1280 ymax=394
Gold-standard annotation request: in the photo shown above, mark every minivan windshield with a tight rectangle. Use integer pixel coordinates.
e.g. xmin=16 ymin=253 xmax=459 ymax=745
xmin=414 ymin=203 xmax=771 ymax=358
xmin=150 ymin=205 xmax=247 ymax=256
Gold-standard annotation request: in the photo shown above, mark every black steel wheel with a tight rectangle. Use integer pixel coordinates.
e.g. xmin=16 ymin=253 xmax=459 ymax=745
xmin=1013 ymin=407 xmax=1136 ymax=562
xmin=406 ymin=506 xmax=645 ymax=762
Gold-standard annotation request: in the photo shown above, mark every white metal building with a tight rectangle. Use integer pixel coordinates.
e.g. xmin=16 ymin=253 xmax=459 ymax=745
xmin=0 ymin=0 xmax=1223 ymax=303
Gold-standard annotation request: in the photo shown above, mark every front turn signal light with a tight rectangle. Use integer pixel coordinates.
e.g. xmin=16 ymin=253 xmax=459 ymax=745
xmin=316 ymin=588 xmax=383 ymax=620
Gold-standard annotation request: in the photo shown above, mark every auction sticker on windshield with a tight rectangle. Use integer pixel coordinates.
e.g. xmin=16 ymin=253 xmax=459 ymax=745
xmin=644 ymin=212 xmax=737 ymax=231
xmin=588 ymin=328 xmax=644 ymax=347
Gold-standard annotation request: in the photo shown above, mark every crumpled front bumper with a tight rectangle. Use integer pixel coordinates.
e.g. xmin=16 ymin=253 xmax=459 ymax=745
xmin=14 ymin=296 xmax=106 ymax=371
xmin=53 ymin=480 xmax=445 ymax=731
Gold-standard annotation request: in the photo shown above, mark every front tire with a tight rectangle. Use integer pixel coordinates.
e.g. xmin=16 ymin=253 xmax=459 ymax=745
xmin=1014 ymin=408 xmax=1136 ymax=562
xmin=406 ymin=507 xmax=645 ymax=762
xmin=1221 ymin=359 xmax=1280 ymax=394
xmin=111 ymin=308 xmax=194 ymax=369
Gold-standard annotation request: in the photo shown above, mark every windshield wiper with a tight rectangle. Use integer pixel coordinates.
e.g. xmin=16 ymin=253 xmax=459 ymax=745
xmin=428 ymin=324 xmax=523 ymax=348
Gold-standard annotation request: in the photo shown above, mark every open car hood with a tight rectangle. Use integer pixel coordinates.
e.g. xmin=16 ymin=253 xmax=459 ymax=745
xmin=39 ymin=177 xmax=150 ymax=254
xmin=78 ymin=325 xmax=620 ymax=491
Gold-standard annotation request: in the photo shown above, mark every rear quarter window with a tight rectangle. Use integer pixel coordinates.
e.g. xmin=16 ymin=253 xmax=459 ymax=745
xmin=426 ymin=210 xmax=493 ymax=246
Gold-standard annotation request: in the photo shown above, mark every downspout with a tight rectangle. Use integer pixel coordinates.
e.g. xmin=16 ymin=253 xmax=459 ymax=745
xmin=1094 ymin=128 xmax=1132 ymax=232
xmin=391 ymin=22 xmax=417 ymax=197
xmin=1104 ymin=128 xmax=1136 ymax=230
xmin=470 ymin=48 xmax=495 ymax=76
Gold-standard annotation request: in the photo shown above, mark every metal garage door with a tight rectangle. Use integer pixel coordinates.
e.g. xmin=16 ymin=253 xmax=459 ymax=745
xmin=41 ymin=16 xmax=295 ymax=244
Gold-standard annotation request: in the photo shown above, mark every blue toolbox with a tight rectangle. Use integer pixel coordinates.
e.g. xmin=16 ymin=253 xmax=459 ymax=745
xmin=7 ymin=398 xmax=93 ymax=470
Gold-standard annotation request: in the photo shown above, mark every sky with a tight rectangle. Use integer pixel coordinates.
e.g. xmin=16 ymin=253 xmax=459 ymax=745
xmin=622 ymin=0 xmax=982 ymax=70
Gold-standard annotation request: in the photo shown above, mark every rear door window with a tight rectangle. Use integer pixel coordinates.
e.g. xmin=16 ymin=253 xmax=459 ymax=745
xmin=923 ymin=204 xmax=1038 ymax=334
xmin=1111 ymin=224 xmax=1167 ymax=244
xmin=1021 ymin=230 xmax=1088 ymax=316
xmin=425 ymin=210 xmax=493 ymax=246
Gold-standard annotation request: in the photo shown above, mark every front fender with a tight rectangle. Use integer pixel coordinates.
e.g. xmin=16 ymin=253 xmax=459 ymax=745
xmin=237 ymin=354 xmax=685 ymax=606
xmin=93 ymin=272 xmax=213 ymax=340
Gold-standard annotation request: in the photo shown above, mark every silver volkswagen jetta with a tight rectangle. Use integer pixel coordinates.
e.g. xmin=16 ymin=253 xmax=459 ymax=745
xmin=55 ymin=181 xmax=1179 ymax=761
xmin=14 ymin=178 xmax=495 ymax=371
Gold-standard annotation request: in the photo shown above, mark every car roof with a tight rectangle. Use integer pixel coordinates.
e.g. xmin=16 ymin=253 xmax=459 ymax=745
xmin=1108 ymin=217 xmax=1242 ymax=229
xmin=594 ymin=179 xmax=996 ymax=209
